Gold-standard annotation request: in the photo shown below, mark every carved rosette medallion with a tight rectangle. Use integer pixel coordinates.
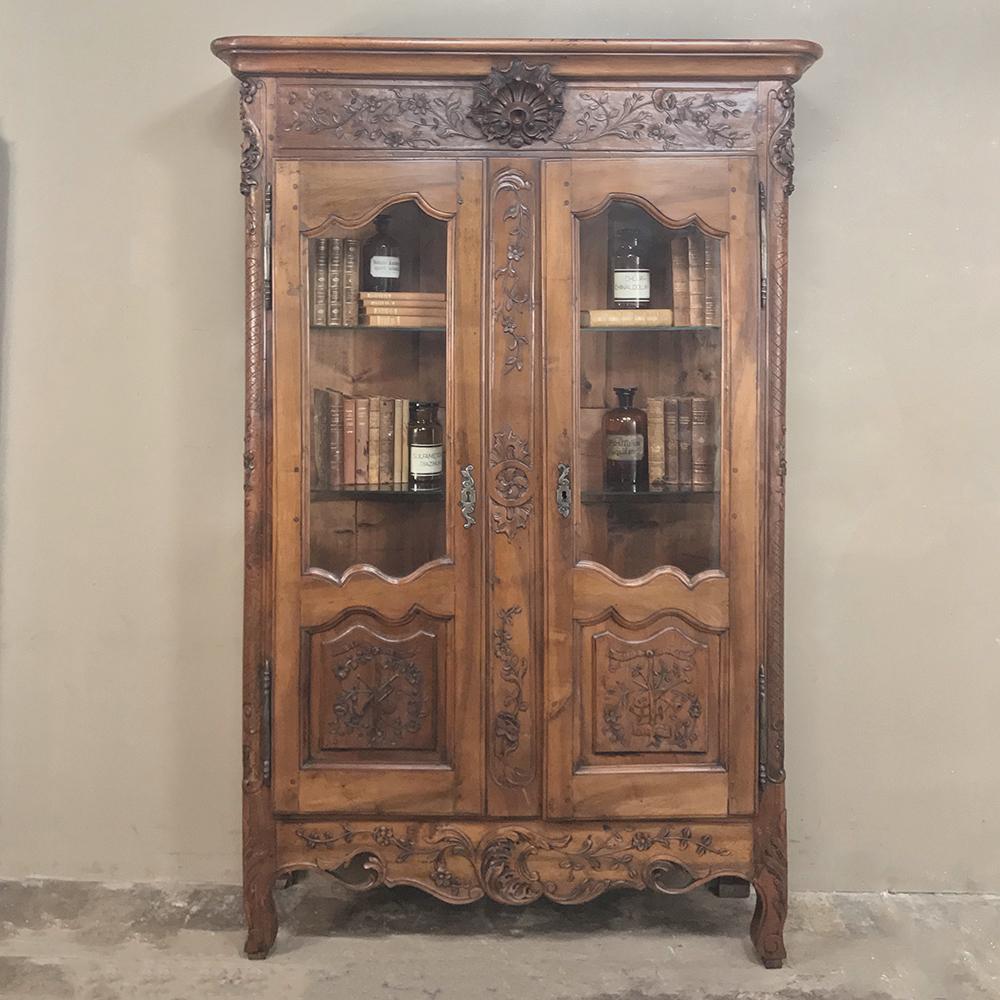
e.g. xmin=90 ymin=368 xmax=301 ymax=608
xmin=489 ymin=426 xmax=533 ymax=539
xmin=291 ymin=822 xmax=733 ymax=905
xmin=469 ymin=60 xmax=565 ymax=148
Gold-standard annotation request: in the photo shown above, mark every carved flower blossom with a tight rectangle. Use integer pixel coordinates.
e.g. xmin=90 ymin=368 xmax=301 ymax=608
xmin=496 ymin=466 xmax=529 ymax=501
xmin=507 ymin=244 xmax=524 ymax=262
xmin=631 ymin=832 xmax=653 ymax=852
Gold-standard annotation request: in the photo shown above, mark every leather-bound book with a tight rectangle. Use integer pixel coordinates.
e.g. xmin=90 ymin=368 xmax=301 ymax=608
xmin=393 ymin=399 xmax=405 ymax=484
xmin=670 ymin=237 xmax=690 ymax=326
xmin=691 ymin=396 xmax=715 ymax=492
xmin=327 ymin=389 xmax=344 ymax=488
xmin=646 ymin=396 xmax=666 ymax=487
xmin=665 ymin=396 xmax=681 ymax=488
xmin=342 ymin=397 xmax=357 ymax=486
xmin=326 ymin=238 xmax=344 ymax=327
xmin=311 ymin=388 xmax=330 ymax=489
xmin=677 ymin=396 xmax=694 ymax=488
xmin=379 ymin=396 xmax=395 ymax=484
xmin=354 ymin=396 xmax=369 ymax=484
xmin=687 ymin=231 xmax=706 ymax=326
xmin=704 ymin=239 xmax=721 ymax=327
xmin=311 ymin=239 xmax=329 ymax=327
xmin=367 ymin=396 xmax=380 ymax=484
xmin=342 ymin=239 xmax=360 ymax=326
xmin=401 ymin=399 xmax=410 ymax=484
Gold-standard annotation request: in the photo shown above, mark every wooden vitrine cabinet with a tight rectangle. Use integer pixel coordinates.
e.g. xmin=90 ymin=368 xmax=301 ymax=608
xmin=213 ymin=35 xmax=821 ymax=967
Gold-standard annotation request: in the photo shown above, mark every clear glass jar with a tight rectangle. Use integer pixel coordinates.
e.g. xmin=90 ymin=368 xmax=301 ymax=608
xmin=605 ymin=386 xmax=648 ymax=492
xmin=408 ymin=401 xmax=443 ymax=491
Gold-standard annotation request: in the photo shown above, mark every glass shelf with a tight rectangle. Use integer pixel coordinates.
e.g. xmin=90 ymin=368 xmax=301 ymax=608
xmin=581 ymin=489 xmax=719 ymax=505
xmin=311 ymin=485 xmax=443 ymax=502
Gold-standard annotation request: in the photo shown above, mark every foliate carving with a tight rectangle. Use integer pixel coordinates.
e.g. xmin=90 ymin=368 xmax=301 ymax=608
xmin=276 ymin=84 xmax=756 ymax=152
xmin=751 ymin=791 xmax=788 ymax=967
xmin=322 ymin=643 xmax=429 ymax=750
xmin=283 ymin=86 xmax=477 ymax=147
xmin=599 ymin=638 xmax=704 ymax=752
xmin=238 ymin=77 xmax=263 ymax=197
xmin=290 ymin=822 xmax=732 ymax=907
xmin=469 ymin=60 xmax=565 ymax=148
xmin=559 ymin=89 xmax=749 ymax=150
xmin=492 ymin=169 xmax=533 ymax=375
xmin=488 ymin=426 xmax=533 ymax=539
xmin=492 ymin=607 xmax=531 ymax=787
xmin=769 ymin=82 xmax=795 ymax=197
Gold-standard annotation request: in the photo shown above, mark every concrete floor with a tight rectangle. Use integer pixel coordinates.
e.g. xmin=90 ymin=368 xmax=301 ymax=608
xmin=0 ymin=876 xmax=997 ymax=999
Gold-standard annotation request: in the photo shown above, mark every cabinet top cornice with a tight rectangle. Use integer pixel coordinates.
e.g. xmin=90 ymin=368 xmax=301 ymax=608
xmin=211 ymin=36 xmax=822 ymax=82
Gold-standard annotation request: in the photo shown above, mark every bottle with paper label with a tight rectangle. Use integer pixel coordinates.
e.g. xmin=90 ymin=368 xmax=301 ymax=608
xmin=408 ymin=401 xmax=443 ymax=491
xmin=612 ymin=227 xmax=650 ymax=309
xmin=605 ymin=386 xmax=649 ymax=492
xmin=362 ymin=214 xmax=401 ymax=292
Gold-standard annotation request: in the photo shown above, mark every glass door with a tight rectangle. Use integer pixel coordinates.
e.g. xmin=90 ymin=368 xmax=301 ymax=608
xmin=542 ymin=157 xmax=760 ymax=819
xmin=270 ymin=159 xmax=484 ymax=815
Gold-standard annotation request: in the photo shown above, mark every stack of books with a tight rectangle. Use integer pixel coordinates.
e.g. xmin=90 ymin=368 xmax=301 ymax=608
xmin=311 ymin=391 xmax=416 ymax=490
xmin=646 ymin=395 xmax=716 ymax=492
xmin=360 ymin=292 xmax=446 ymax=329
xmin=669 ymin=232 xmax=721 ymax=327
xmin=310 ymin=238 xmax=361 ymax=327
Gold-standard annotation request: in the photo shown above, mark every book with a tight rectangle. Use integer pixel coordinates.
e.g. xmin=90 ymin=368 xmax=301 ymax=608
xmin=360 ymin=315 xmax=445 ymax=329
xmin=311 ymin=239 xmax=329 ymax=327
xmin=360 ymin=291 xmax=446 ymax=301
xmin=327 ymin=389 xmax=344 ymax=488
xmin=691 ymin=397 xmax=715 ymax=492
xmin=688 ymin=231 xmax=706 ymax=326
xmin=342 ymin=239 xmax=360 ymax=326
xmin=580 ymin=309 xmax=674 ymax=328
xmin=367 ymin=397 xmax=381 ymax=484
xmin=354 ymin=397 xmax=370 ymax=484
xmin=360 ymin=305 xmax=448 ymax=318
xmin=311 ymin=387 xmax=330 ymax=489
xmin=393 ymin=399 xmax=405 ymax=484
xmin=327 ymin=238 xmax=344 ymax=327
xmin=646 ymin=396 xmax=666 ymax=487
xmin=670 ymin=236 xmax=691 ymax=326
xmin=677 ymin=396 xmax=694 ymax=488
xmin=704 ymin=239 xmax=720 ymax=327
xmin=342 ymin=397 xmax=357 ymax=486
xmin=379 ymin=397 xmax=395 ymax=484
xmin=665 ymin=396 xmax=680 ymax=488
xmin=401 ymin=399 xmax=410 ymax=484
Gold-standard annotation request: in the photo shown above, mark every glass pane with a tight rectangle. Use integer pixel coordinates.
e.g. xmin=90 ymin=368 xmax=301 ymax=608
xmin=306 ymin=200 xmax=448 ymax=577
xmin=576 ymin=201 xmax=722 ymax=579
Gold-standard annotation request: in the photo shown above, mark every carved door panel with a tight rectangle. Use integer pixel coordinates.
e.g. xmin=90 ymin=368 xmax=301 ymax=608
xmin=271 ymin=159 xmax=484 ymax=815
xmin=542 ymin=157 xmax=760 ymax=819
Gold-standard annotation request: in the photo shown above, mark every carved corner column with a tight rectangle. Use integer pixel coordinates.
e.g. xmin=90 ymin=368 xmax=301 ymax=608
xmin=752 ymin=79 xmax=795 ymax=970
xmin=238 ymin=76 xmax=278 ymax=960
xmin=485 ymin=159 xmax=542 ymax=815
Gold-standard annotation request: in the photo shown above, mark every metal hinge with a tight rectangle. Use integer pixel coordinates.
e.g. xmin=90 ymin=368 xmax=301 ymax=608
xmin=263 ymin=183 xmax=273 ymax=311
xmin=261 ymin=657 xmax=272 ymax=785
xmin=757 ymin=663 xmax=767 ymax=789
xmin=758 ymin=181 xmax=768 ymax=308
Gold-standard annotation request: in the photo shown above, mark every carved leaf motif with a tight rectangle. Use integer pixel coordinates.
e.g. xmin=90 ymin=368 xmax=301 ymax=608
xmin=491 ymin=607 xmax=531 ymax=787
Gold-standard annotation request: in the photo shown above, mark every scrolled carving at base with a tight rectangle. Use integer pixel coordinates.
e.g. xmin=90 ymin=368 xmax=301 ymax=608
xmin=285 ymin=821 xmax=742 ymax=907
xmin=751 ymin=787 xmax=788 ymax=968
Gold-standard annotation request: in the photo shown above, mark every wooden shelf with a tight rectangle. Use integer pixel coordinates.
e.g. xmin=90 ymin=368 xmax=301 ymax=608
xmin=581 ymin=489 xmax=718 ymax=505
xmin=312 ymin=485 xmax=443 ymax=502
xmin=581 ymin=325 xmax=721 ymax=334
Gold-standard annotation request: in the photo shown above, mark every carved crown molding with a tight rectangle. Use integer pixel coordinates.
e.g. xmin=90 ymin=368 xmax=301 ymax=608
xmin=468 ymin=60 xmax=565 ymax=148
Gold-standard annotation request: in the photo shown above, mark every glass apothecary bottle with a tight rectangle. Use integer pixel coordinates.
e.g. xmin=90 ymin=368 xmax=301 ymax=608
xmin=605 ymin=387 xmax=648 ymax=492
xmin=408 ymin=401 xmax=443 ymax=491
xmin=612 ymin=227 xmax=650 ymax=309
xmin=362 ymin=214 xmax=401 ymax=292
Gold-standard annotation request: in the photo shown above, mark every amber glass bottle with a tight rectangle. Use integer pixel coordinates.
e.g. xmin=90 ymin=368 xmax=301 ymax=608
xmin=362 ymin=214 xmax=401 ymax=293
xmin=408 ymin=401 xmax=443 ymax=491
xmin=605 ymin=387 xmax=648 ymax=492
